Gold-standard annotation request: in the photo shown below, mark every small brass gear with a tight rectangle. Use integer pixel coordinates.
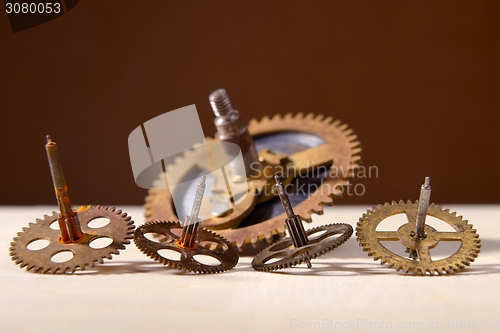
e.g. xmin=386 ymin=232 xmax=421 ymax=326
xmin=134 ymin=221 xmax=239 ymax=274
xmin=145 ymin=113 xmax=361 ymax=250
xmin=252 ymin=223 xmax=353 ymax=272
xmin=10 ymin=206 xmax=135 ymax=274
xmin=356 ymin=200 xmax=481 ymax=275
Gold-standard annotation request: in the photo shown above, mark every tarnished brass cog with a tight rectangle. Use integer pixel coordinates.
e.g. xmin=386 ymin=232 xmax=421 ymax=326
xmin=10 ymin=206 xmax=135 ymax=274
xmin=134 ymin=221 xmax=239 ymax=274
xmin=356 ymin=200 xmax=481 ymax=275
xmin=145 ymin=113 xmax=361 ymax=250
xmin=252 ymin=223 xmax=353 ymax=272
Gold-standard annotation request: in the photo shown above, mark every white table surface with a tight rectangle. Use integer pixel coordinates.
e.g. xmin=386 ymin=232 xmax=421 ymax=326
xmin=1 ymin=205 xmax=499 ymax=333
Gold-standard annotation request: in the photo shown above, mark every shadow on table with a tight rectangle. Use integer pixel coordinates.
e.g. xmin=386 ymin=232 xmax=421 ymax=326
xmin=266 ymin=261 xmax=500 ymax=276
xmin=74 ymin=260 xmax=181 ymax=275
xmin=70 ymin=260 xmax=500 ymax=276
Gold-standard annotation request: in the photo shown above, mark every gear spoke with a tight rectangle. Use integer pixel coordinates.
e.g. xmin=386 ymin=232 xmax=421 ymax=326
xmin=405 ymin=210 xmax=417 ymax=225
xmin=435 ymin=232 xmax=464 ymax=241
xmin=415 ymin=244 xmax=432 ymax=263
xmin=375 ymin=231 xmax=400 ymax=241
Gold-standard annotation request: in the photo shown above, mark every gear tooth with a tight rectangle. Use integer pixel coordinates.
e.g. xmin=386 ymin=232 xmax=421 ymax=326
xmin=294 ymin=112 xmax=304 ymax=119
xmin=349 ymin=139 xmax=359 ymax=148
xmin=314 ymin=114 xmax=325 ymax=121
xmin=304 ymin=113 xmax=314 ymax=120
xmin=248 ymin=118 xmax=259 ymax=126
xmin=384 ymin=202 xmax=390 ymax=207
xmin=323 ymin=116 xmax=334 ymax=123
xmin=34 ymin=266 xmax=45 ymax=274
xmin=271 ymin=113 xmax=282 ymax=121
xmin=350 ymin=147 xmax=361 ymax=155
xmin=395 ymin=265 xmax=403 ymax=271
xmin=343 ymin=128 xmax=353 ymax=136
xmin=338 ymin=123 xmax=348 ymax=131
xmin=283 ymin=113 xmax=294 ymax=120
xmin=391 ymin=200 xmax=397 ymax=205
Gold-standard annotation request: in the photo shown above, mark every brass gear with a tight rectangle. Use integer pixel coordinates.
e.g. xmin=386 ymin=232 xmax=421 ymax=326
xmin=252 ymin=223 xmax=353 ymax=272
xmin=10 ymin=206 xmax=135 ymax=274
xmin=145 ymin=113 xmax=361 ymax=250
xmin=134 ymin=221 xmax=239 ymax=274
xmin=356 ymin=200 xmax=481 ymax=275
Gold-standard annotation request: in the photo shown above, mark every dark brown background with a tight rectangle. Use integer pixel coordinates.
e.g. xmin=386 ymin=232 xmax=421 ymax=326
xmin=1 ymin=1 xmax=499 ymax=206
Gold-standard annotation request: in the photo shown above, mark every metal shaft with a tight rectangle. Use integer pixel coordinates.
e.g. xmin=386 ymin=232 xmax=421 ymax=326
xmin=415 ymin=176 xmax=431 ymax=239
xmin=275 ymin=174 xmax=295 ymax=219
xmin=274 ymin=174 xmax=311 ymax=268
xmin=209 ymin=89 xmax=259 ymax=178
xmin=179 ymin=176 xmax=206 ymax=248
xmin=45 ymin=135 xmax=84 ymax=242
xmin=209 ymin=89 xmax=233 ymax=119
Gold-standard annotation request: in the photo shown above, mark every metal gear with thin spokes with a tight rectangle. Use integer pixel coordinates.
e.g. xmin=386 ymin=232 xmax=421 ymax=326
xmin=10 ymin=206 xmax=135 ymax=274
xmin=356 ymin=200 xmax=481 ymax=275
xmin=145 ymin=112 xmax=361 ymax=250
xmin=134 ymin=221 xmax=239 ymax=274
xmin=252 ymin=223 xmax=353 ymax=272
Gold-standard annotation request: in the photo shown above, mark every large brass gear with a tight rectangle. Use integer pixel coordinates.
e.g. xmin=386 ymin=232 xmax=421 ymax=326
xmin=134 ymin=221 xmax=239 ymax=274
xmin=252 ymin=223 xmax=353 ymax=272
xmin=356 ymin=200 xmax=481 ymax=275
xmin=145 ymin=113 xmax=361 ymax=250
xmin=10 ymin=206 xmax=135 ymax=274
